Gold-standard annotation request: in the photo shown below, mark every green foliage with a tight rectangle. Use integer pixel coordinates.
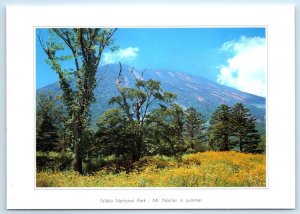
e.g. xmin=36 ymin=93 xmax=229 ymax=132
xmin=184 ymin=107 xmax=206 ymax=152
xmin=36 ymin=151 xmax=74 ymax=172
xmin=36 ymin=92 xmax=65 ymax=153
xmin=38 ymin=28 xmax=117 ymax=173
xmin=36 ymin=92 xmax=65 ymax=128
xmin=257 ymin=134 xmax=266 ymax=154
xmin=95 ymin=109 xmax=137 ymax=163
xmin=145 ymin=104 xmax=186 ymax=156
xmin=104 ymin=64 xmax=177 ymax=162
xmin=209 ymin=104 xmax=232 ymax=151
xmin=163 ymin=104 xmax=186 ymax=155
xmin=208 ymin=103 xmax=261 ymax=153
xmin=145 ymin=108 xmax=172 ymax=155
xmin=93 ymin=77 xmax=263 ymax=168
xmin=36 ymin=113 xmax=59 ymax=152
xmin=37 ymin=30 xmax=266 ymax=180
xmin=231 ymin=103 xmax=261 ymax=153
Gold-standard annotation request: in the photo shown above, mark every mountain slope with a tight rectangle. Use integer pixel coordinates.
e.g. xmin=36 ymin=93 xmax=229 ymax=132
xmin=37 ymin=63 xmax=266 ymax=127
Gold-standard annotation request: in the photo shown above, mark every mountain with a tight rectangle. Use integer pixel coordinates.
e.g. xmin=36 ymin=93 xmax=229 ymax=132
xmin=37 ymin=63 xmax=266 ymax=128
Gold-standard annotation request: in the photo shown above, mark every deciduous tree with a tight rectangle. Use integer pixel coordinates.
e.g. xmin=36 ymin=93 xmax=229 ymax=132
xmin=38 ymin=28 xmax=117 ymax=173
xmin=108 ymin=64 xmax=176 ymax=161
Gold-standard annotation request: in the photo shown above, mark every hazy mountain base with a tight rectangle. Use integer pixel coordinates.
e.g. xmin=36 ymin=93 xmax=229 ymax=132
xmin=36 ymin=151 xmax=266 ymax=187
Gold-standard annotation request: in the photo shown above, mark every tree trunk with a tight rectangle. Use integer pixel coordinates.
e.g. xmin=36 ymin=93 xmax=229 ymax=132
xmin=239 ymin=137 xmax=243 ymax=152
xmin=74 ymin=150 xmax=83 ymax=174
xmin=191 ymin=140 xmax=195 ymax=151
xmin=74 ymin=137 xmax=83 ymax=174
xmin=223 ymin=134 xmax=229 ymax=151
xmin=132 ymin=139 xmax=141 ymax=162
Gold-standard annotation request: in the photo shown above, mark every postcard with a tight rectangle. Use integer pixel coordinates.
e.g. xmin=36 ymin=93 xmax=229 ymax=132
xmin=6 ymin=5 xmax=295 ymax=209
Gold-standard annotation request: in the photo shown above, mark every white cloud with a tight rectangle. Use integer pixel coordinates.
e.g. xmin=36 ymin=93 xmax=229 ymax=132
xmin=103 ymin=47 xmax=139 ymax=64
xmin=217 ymin=36 xmax=266 ymax=97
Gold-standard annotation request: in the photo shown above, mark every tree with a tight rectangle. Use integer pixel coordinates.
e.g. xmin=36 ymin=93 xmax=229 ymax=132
xmin=36 ymin=112 xmax=59 ymax=152
xmin=257 ymin=134 xmax=266 ymax=154
xmin=167 ymin=104 xmax=186 ymax=155
xmin=145 ymin=108 xmax=171 ymax=156
xmin=184 ymin=107 xmax=206 ymax=152
xmin=36 ymin=92 xmax=65 ymax=152
xmin=108 ymin=64 xmax=176 ymax=161
xmin=38 ymin=28 xmax=117 ymax=173
xmin=231 ymin=103 xmax=260 ymax=153
xmin=95 ymin=108 xmax=133 ymax=159
xmin=146 ymin=104 xmax=186 ymax=156
xmin=208 ymin=104 xmax=232 ymax=151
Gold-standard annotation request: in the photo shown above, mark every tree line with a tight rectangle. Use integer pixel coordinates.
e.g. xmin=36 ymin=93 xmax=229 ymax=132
xmin=36 ymin=28 xmax=265 ymax=174
xmin=36 ymin=65 xmax=265 ymax=173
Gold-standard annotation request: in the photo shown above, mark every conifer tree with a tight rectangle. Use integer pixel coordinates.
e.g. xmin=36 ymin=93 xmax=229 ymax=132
xmin=208 ymin=104 xmax=232 ymax=151
xmin=36 ymin=92 xmax=63 ymax=152
xmin=36 ymin=112 xmax=59 ymax=152
xmin=231 ymin=103 xmax=260 ymax=153
xmin=184 ymin=107 xmax=206 ymax=151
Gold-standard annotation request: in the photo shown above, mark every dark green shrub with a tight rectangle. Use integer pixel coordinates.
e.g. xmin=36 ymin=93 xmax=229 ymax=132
xmin=36 ymin=151 xmax=73 ymax=172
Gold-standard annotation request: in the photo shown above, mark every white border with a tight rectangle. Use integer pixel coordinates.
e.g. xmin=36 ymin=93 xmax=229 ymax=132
xmin=6 ymin=5 xmax=295 ymax=209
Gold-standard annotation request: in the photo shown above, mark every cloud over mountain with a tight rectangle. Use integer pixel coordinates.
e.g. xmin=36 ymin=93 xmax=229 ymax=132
xmin=217 ymin=36 xmax=266 ymax=97
xmin=103 ymin=47 xmax=139 ymax=64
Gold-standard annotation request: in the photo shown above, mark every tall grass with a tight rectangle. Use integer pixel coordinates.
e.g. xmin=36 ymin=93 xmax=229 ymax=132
xmin=36 ymin=151 xmax=266 ymax=187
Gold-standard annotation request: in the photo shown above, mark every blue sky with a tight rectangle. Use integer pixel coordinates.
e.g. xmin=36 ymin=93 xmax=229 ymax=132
xmin=36 ymin=28 xmax=266 ymax=96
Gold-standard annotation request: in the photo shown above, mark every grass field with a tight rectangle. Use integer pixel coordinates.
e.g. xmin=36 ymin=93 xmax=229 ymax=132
xmin=36 ymin=151 xmax=266 ymax=187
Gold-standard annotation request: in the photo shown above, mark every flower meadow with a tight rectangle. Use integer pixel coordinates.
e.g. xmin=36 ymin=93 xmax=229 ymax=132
xmin=36 ymin=151 xmax=266 ymax=187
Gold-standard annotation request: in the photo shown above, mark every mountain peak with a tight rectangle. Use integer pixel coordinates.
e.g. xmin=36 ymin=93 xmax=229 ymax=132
xmin=38 ymin=63 xmax=265 ymax=126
